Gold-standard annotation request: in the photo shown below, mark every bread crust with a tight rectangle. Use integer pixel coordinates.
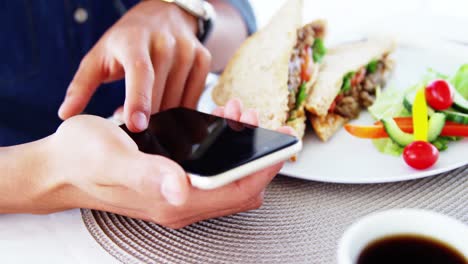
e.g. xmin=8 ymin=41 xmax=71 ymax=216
xmin=212 ymin=0 xmax=303 ymax=132
xmin=310 ymin=113 xmax=349 ymax=142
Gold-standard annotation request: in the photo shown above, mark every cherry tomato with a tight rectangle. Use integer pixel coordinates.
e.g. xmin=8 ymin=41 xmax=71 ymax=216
xmin=425 ymin=79 xmax=454 ymax=110
xmin=403 ymin=141 xmax=439 ymax=170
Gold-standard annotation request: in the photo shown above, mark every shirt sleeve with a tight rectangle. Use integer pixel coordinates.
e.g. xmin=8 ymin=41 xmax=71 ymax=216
xmin=224 ymin=0 xmax=257 ymax=35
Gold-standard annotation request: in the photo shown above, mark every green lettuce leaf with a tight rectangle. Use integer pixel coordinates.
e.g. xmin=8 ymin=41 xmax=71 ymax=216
xmin=451 ymin=64 xmax=468 ymax=99
xmin=312 ymin=38 xmax=326 ymax=63
xmin=341 ymin=72 xmax=354 ymax=93
xmin=369 ymin=86 xmax=412 ymax=156
xmin=373 ymin=138 xmax=404 ymax=156
xmin=296 ymin=82 xmax=307 ymax=109
xmin=424 ymin=68 xmax=450 ymax=82
xmin=368 ymin=86 xmax=412 ymax=120
xmin=366 ymin=60 xmax=379 ymax=74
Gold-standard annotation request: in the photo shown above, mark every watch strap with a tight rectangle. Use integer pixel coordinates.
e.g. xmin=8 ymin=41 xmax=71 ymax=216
xmin=196 ymin=1 xmax=215 ymax=43
xmin=159 ymin=0 xmax=215 ymax=43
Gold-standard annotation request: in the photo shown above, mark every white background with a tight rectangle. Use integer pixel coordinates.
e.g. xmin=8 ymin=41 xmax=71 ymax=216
xmin=251 ymin=0 xmax=468 ymax=27
xmin=0 ymin=1 xmax=467 ymax=263
xmin=251 ymin=0 xmax=468 ymax=45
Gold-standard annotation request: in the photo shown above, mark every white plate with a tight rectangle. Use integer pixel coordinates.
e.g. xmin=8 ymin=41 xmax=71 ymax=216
xmin=198 ymin=37 xmax=468 ymax=184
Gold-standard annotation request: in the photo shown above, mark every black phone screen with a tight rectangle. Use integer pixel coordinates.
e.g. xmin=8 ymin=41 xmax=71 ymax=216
xmin=120 ymin=108 xmax=298 ymax=176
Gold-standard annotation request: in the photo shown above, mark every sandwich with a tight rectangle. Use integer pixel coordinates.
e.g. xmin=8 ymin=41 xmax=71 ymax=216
xmin=306 ymin=37 xmax=396 ymax=141
xmin=212 ymin=0 xmax=327 ymax=140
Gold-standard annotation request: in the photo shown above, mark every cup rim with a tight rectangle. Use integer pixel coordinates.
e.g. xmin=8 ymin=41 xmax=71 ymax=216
xmin=337 ymin=209 xmax=468 ymax=264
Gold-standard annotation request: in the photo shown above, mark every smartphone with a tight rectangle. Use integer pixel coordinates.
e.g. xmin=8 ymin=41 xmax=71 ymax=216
xmin=120 ymin=108 xmax=302 ymax=190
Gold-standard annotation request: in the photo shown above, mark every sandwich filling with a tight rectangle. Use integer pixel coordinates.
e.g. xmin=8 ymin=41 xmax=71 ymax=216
xmin=328 ymin=56 xmax=393 ymax=119
xmin=287 ymin=23 xmax=326 ymax=124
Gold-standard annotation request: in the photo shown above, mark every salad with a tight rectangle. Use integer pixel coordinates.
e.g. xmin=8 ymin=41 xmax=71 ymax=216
xmin=345 ymin=64 xmax=468 ymax=170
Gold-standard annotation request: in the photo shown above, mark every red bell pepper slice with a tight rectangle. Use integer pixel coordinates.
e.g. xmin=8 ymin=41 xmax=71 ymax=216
xmin=374 ymin=117 xmax=412 ymax=126
xmin=300 ymin=47 xmax=313 ymax=82
xmin=345 ymin=118 xmax=468 ymax=139
xmin=351 ymin=68 xmax=366 ymax=87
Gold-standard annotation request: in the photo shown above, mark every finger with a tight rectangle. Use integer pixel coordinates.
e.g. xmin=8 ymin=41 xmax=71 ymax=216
xmin=277 ymin=126 xmax=296 ymax=136
xmin=58 ymin=51 xmax=105 ymax=120
xmin=181 ymin=161 xmax=282 ymax=217
xmin=163 ymin=194 xmax=263 ymax=229
xmin=92 ymin=203 xmax=153 ymax=223
xmin=112 ymin=106 xmax=124 ymax=124
xmin=114 ymin=106 xmax=124 ymax=116
xmin=212 ymin=107 xmax=225 ymax=117
xmin=160 ymin=38 xmax=197 ymax=110
xmin=149 ymin=34 xmax=175 ymax=113
xmin=232 ymin=162 xmax=283 ymax=198
xmin=136 ymin=154 xmax=190 ymax=207
xmin=224 ymin=99 xmax=243 ymax=121
xmin=239 ymin=109 xmax=259 ymax=127
xmin=181 ymin=46 xmax=212 ymax=109
xmin=120 ymin=48 xmax=155 ymax=132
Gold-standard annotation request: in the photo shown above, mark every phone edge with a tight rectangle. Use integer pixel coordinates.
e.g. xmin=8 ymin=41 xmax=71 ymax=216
xmin=188 ymin=140 xmax=303 ymax=190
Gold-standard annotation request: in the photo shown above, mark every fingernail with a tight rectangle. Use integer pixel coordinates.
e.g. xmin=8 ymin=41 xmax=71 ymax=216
xmin=131 ymin=111 xmax=148 ymax=130
xmin=161 ymin=175 xmax=185 ymax=206
xmin=58 ymin=103 xmax=65 ymax=116
xmin=232 ymin=98 xmax=243 ymax=108
xmin=58 ymin=102 xmax=68 ymax=119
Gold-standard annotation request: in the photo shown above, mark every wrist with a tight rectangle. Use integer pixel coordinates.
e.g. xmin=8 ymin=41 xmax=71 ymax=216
xmin=142 ymin=0 xmax=214 ymax=42
xmin=20 ymin=136 xmax=75 ymax=214
xmin=140 ymin=0 xmax=198 ymax=34
xmin=38 ymin=134 xmax=97 ymax=213
xmin=0 ymin=136 xmax=67 ymax=213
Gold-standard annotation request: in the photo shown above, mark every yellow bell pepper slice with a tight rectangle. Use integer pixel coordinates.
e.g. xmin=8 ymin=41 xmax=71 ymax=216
xmin=413 ymin=88 xmax=429 ymax=141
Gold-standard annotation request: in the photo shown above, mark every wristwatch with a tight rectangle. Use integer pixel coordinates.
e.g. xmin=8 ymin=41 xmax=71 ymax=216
xmin=159 ymin=0 xmax=216 ymax=43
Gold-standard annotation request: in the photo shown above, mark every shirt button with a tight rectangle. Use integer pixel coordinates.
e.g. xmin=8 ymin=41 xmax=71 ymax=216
xmin=74 ymin=8 xmax=88 ymax=24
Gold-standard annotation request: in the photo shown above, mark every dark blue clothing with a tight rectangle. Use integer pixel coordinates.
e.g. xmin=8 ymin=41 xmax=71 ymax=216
xmin=0 ymin=0 xmax=256 ymax=146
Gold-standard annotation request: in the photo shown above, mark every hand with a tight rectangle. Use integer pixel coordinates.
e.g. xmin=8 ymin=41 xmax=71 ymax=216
xmin=46 ymin=99 xmax=294 ymax=228
xmin=58 ymin=0 xmax=211 ymax=132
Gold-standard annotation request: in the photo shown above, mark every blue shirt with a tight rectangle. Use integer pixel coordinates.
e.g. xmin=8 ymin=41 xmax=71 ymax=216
xmin=0 ymin=0 xmax=256 ymax=146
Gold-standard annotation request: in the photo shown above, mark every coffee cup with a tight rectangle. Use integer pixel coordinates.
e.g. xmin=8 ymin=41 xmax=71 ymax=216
xmin=337 ymin=209 xmax=468 ymax=264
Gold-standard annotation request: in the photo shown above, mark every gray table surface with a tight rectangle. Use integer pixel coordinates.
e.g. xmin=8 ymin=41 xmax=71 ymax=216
xmin=82 ymin=166 xmax=467 ymax=264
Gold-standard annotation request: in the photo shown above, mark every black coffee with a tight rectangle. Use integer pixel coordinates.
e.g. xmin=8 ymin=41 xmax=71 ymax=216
xmin=357 ymin=234 xmax=467 ymax=264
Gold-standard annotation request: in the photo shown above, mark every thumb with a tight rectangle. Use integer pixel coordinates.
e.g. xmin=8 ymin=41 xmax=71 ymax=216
xmin=143 ymin=154 xmax=190 ymax=207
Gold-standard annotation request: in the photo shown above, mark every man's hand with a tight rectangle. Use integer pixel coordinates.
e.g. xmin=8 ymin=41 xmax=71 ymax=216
xmin=30 ymin=99 xmax=293 ymax=228
xmin=58 ymin=1 xmax=211 ymax=132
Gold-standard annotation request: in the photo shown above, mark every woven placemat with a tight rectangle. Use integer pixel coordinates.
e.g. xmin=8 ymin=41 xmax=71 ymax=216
xmin=82 ymin=166 xmax=467 ymax=264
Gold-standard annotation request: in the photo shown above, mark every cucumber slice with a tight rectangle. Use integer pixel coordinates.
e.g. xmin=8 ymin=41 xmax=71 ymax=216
xmin=403 ymin=90 xmax=435 ymax=115
xmin=382 ymin=113 xmax=446 ymax=147
xmin=452 ymin=90 xmax=468 ymax=113
xmin=382 ymin=118 xmax=414 ymax=147
xmin=427 ymin=113 xmax=446 ymax=142
xmin=442 ymin=110 xmax=468 ymax=124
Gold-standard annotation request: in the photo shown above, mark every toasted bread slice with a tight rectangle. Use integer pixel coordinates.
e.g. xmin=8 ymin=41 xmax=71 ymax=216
xmin=212 ymin=0 xmax=303 ymax=133
xmin=310 ymin=113 xmax=349 ymax=142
